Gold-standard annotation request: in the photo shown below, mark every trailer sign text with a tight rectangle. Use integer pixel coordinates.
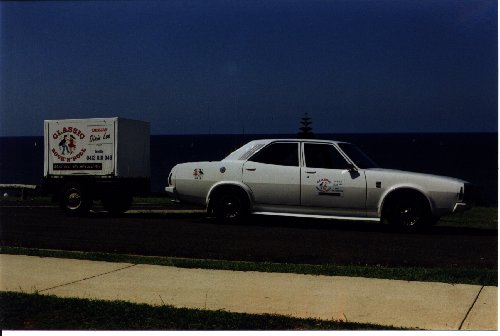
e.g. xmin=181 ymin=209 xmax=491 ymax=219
xmin=51 ymin=147 xmax=87 ymax=162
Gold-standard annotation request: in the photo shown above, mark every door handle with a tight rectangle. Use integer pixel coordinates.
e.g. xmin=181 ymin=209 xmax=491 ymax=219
xmin=245 ymin=168 xmax=256 ymax=171
xmin=306 ymin=171 xmax=316 ymax=174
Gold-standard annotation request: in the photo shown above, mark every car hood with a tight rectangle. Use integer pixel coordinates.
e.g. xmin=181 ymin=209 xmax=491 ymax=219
xmin=366 ymin=168 xmax=469 ymax=184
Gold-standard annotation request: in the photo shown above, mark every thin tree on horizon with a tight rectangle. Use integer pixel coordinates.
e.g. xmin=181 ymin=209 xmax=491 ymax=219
xmin=298 ymin=112 xmax=314 ymax=139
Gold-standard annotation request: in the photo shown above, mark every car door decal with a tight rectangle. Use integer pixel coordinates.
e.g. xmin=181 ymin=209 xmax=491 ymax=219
xmin=316 ymin=178 xmax=344 ymax=196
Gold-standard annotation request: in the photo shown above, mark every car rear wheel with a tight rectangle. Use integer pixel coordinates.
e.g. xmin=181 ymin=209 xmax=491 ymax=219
xmin=212 ymin=190 xmax=247 ymax=223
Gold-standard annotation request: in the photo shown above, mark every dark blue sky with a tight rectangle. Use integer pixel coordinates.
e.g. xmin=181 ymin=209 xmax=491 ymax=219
xmin=1 ymin=0 xmax=497 ymax=136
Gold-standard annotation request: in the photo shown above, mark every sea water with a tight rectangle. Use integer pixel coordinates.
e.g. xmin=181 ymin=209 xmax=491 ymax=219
xmin=0 ymin=133 xmax=497 ymax=205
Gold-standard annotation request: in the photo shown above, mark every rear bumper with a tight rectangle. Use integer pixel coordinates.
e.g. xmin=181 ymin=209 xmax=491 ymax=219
xmin=165 ymin=186 xmax=177 ymax=199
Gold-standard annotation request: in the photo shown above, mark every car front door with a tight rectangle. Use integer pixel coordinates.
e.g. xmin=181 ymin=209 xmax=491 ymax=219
xmin=242 ymin=142 xmax=300 ymax=206
xmin=300 ymin=143 xmax=367 ymax=216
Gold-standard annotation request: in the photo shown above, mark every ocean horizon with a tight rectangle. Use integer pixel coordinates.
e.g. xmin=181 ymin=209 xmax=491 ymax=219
xmin=1 ymin=132 xmax=497 ymax=205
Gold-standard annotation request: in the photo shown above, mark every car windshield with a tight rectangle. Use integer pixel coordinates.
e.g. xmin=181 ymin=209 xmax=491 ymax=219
xmin=337 ymin=143 xmax=379 ymax=169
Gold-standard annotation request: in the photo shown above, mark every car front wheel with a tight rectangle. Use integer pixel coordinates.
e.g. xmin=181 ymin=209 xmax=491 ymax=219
xmin=383 ymin=195 xmax=431 ymax=230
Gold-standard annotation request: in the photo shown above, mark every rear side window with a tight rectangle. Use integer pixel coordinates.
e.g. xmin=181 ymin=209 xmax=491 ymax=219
xmin=304 ymin=143 xmax=350 ymax=169
xmin=239 ymin=143 xmax=266 ymax=161
xmin=249 ymin=142 xmax=299 ymax=167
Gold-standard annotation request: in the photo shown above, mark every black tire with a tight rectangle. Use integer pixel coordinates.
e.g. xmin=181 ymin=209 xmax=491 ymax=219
xmin=60 ymin=184 xmax=92 ymax=216
xmin=383 ymin=193 xmax=431 ymax=230
xmin=211 ymin=190 xmax=248 ymax=223
xmin=102 ymin=193 xmax=132 ymax=215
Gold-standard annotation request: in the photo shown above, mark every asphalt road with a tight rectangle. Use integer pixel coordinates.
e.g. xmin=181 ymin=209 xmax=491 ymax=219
xmin=0 ymin=204 xmax=496 ymax=268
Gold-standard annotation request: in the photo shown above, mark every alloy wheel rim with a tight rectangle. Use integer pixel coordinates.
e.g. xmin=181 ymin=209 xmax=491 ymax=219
xmin=67 ymin=190 xmax=82 ymax=210
xmin=223 ymin=198 xmax=241 ymax=218
xmin=399 ymin=206 xmax=419 ymax=227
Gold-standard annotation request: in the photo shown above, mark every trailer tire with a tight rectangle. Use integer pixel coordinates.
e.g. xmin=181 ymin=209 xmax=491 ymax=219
xmin=60 ymin=184 xmax=92 ymax=216
xmin=102 ymin=193 xmax=133 ymax=215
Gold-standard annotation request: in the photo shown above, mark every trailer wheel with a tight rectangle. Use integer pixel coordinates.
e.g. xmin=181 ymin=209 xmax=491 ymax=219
xmin=60 ymin=184 xmax=92 ymax=216
xmin=102 ymin=193 xmax=132 ymax=215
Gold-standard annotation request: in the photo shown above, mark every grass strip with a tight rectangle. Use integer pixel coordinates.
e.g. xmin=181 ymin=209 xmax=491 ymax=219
xmin=0 ymin=291 xmax=401 ymax=330
xmin=1 ymin=246 xmax=496 ymax=286
xmin=438 ymin=206 xmax=498 ymax=230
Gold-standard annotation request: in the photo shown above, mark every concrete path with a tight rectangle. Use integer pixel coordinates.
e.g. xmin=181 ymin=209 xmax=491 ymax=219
xmin=0 ymin=254 xmax=497 ymax=330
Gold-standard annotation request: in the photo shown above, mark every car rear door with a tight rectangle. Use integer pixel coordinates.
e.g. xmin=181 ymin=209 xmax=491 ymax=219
xmin=242 ymin=142 xmax=301 ymax=206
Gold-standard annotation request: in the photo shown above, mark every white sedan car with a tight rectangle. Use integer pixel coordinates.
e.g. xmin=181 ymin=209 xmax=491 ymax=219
xmin=165 ymin=139 xmax=473 ymax=228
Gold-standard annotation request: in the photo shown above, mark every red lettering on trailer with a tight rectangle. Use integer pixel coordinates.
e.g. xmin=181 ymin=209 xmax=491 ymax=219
xmin=92 ymin=128 xmax=108 ymax=132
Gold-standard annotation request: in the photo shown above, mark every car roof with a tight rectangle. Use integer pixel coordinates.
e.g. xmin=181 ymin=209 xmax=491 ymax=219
xmin=223 ymin=139 xmax=350 ymax=161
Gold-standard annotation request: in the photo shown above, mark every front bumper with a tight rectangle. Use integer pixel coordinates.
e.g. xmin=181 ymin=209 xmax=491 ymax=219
xmin=453 ymin=202 xmax=472 ymax=213
xmin=453 ymin=183 xmax=475 ymax=213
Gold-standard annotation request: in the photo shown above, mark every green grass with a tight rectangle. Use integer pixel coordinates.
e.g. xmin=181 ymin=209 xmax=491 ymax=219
xmin=0 ymin=195 xmax=171 ymax=205
xmin=0 ymin=194 xmax=195 ymax=209
xmin=1 ymin=246 xmax=496 ymax=286
xmin=438 ymin=207 xmax=498 ymax=230
xmin=0 ymin=195 xmax=51 ymax=204
xmin=0 ymin=292 xmax=401 ymax=330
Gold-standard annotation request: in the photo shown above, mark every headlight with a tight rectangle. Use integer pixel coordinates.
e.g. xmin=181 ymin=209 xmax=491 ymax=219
xmin=463 ymin=183 xmax=475 ymax=203
xmin=458 ymin=186 xmax=464 ymax=202
xmin=458 ymin=183 xmax=474 ymax=203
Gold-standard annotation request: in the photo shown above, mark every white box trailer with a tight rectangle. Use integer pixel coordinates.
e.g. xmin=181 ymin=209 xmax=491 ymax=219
xmin=43 ymin=117 xmax=150 ymax=215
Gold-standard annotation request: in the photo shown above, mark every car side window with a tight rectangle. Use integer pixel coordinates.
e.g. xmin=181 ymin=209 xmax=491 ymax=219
xmin=248 ymin=143 xmax=299 ymax=167
xmin=304 ymin=143 xmax=350 ymax=169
